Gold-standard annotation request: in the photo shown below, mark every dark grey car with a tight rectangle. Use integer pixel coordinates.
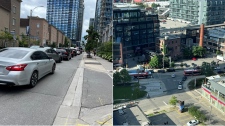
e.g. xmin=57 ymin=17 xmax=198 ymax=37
xmin=36 ymin=48 xmax=62 ymax=63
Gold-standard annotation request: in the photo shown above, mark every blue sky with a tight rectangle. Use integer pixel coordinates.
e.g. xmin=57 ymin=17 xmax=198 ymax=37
xmin=20 ymin=0 xmax=96 ymax=40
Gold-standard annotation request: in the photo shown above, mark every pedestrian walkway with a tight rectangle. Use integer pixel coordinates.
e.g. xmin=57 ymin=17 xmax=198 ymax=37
xmin=53 ymin=53 xmax=112 ymax=126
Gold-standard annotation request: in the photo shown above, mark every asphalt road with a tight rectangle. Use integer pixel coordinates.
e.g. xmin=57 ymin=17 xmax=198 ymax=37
xmin=0 ymin=54 xmax=83 ymax=125
xmin=152 ymin=70 xmax=185 ymax=92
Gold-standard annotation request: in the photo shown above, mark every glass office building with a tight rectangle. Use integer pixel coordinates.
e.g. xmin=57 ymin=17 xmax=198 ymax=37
xmin=47 ymin=0 xmax=83 ymax=43
xmin=113 ymin=8 xmax=160 ymax=64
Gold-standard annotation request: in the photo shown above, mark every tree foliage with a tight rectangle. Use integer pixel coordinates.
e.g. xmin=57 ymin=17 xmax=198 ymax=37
xmin=64 ymin=37 xmax=70 ymax=47
xmin=113 ymin=71 xmax=121 ymax=86
xmin=151 ymin=3 xmax=160 ymax=8
xmin=149 ymin=55 xmax=159 ymax=68
xmin=0 ymin=31 xmax=14 ymax=47
xmin=183 ymin=47 xmax=193 ymax=59
xmin=170 ymin=61 xmax=175 ymax=67
xmin=113 ymin=69 xmax=131 ymax=86
xmin=192 ymin=46 xmax=206 ymax=57
xmin=188 ymin=106 xmax=207 ymax=122
xmin=19 ymin=34 xmax=28 ymax=47
xmin=169 ymin=96 xmax=177 ymax=107
xmin=120 ymin=69 xmax=131 ymax=84
xmin=84 ymin=26 xmax=99 ymax=53
xmin=201 ymin=62 xmax=214 ymax=76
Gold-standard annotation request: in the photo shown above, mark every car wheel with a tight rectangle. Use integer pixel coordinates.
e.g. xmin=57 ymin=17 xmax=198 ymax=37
xmin=50 ymin=64 xmax=56 ymax=74
xmin=29 ymin=71 xmax=38 ymax=88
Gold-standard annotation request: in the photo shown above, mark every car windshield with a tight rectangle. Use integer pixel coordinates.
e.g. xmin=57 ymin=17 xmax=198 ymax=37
xmin=0 ymin=49 xmax=29 ymax=59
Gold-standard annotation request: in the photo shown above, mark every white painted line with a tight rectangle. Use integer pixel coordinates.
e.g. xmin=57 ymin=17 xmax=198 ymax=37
xmin=163 ymin=101 xmax=168 ymax=105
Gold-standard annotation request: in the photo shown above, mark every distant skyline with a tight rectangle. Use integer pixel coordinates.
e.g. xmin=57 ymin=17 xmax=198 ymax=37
xmin=20 ymin=0 xmax=96 ymax=40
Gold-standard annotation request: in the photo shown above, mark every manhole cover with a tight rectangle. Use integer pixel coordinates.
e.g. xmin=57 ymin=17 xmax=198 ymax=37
xmin=85 ymin=62 xmax=101 ymax=65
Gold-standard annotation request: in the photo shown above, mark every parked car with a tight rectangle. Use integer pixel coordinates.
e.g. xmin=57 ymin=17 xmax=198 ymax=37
xmin=71 ymin=49 xmax=77 ymax=57
xmin=187 ymin=120 xmax=199 ymax=126
xmin=64 ymin=48 xmax=72 ymax=59
xmin=171 ymin=74 xmax=175 ymax=78
xmin=182 ymin=76 xmax=187 ymax=81
xmin=76 ymin=50 xmax=81 ymax=55
xmin=55 ymin=49 xmax=71 ymax=61
xmin=178 ymin=84 xmax=183 ymax=90
xmin=118 ymin=109 xmax=125 ymax=115
xmin=167 ymin=68 xmax=175 ymax=72
xmin=157 ymin=70 xmax=165 ymax=73
xmin=0 ymin=47 xmax=56 ymax=87
xmin=214 ymin=67 xmax=221 ymax=70
xmin=36 ymin=48 xmax=62 ymax=63
xmin=217 ymin=71 xmax=225 ymax=74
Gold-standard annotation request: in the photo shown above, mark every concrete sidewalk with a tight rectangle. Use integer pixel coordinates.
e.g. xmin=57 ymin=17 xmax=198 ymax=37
xmin=53 ymin=53 xmax=112 ymax=126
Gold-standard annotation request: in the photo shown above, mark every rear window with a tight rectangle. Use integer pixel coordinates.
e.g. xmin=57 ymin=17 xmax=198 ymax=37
xmin=0 ymin=49 xmax=29 ymax=59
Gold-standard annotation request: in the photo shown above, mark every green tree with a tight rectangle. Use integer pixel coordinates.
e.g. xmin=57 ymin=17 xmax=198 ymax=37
xmin=169 ymin=96 xmax=177 ymax=107
xmin=183 ymin=47 xmax=193 ymax=59
xmin=216 ymin=50 xmax=222 ymax=55
xmin=113 ymin=72 xmax=121 ymax=86
xmin=0 ymin=31 xmax=13 ymax=47
xmin=64 ymin=37 xmax=70 ymax=47
xmin=201 ymin=62 xmax=214 ymax=76
xmin=84 ymin=26 xmax=99 ymax=55
xmin=170 ymin=61 xmax=175 ymax=67
xmin=192 ymin=46 xmax=206 ymax=57
xmin=18 ymin=33 xmax=28 ymax=47
xmin=151 ymin=3 xmax=160 ymax=8
xmin=180 ymin=62 xmax=184 ymax=68
xmin=149 ymin=55 xmax=160 ymax=68
xmin=120 ymin=69 xmax=131 ymax=84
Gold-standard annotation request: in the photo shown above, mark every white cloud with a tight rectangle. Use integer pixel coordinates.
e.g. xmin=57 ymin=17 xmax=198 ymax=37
xmin=20 ymin=0 xmax=96 ymax=39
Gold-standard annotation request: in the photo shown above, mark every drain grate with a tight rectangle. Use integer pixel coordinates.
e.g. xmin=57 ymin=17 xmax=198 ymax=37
xmin=85 ymin=62 xmax=101 ymax=65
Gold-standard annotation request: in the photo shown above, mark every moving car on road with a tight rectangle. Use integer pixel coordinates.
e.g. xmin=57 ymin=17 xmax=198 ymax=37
xmin=187 ymin=119 xmax=199 ymax=126
xmin=55 ymin=49 xmax=71 ymax=61
xmin=0 ymin=47 xmax=56 ymax=87
xmin=178 ymin=84 xmax=183 ymax=90
xmin=182 ymin=76 xmax=187 ymax=81
xmin=171 ymin=74 xmax=175 ymax=78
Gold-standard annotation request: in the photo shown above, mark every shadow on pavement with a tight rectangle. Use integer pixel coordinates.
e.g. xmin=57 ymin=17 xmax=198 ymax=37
xmin=148 ymin=113 xmax=176 ymax=125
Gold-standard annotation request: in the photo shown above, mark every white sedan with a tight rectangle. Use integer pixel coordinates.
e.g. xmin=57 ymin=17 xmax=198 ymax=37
xmin=187 ymin=120 xmax=199 ymax=126
xmin=178 ymin=85 xmax=183 ymax=90
xmin=214 ymin=67 xmax=221 ymax=70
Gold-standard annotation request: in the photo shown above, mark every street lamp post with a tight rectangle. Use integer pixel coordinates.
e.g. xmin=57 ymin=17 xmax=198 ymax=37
xmin=28 ymin=6 xmax=44 ymax=47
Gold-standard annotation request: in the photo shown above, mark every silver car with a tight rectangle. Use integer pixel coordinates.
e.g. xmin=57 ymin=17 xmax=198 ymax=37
xmin=0 ymin=47 xmax=56 ymax=87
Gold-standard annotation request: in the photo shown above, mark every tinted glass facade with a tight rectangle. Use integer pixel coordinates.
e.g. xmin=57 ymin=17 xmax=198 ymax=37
xmin=113 ymin=8 xmax=159 ymax=60
xmin=46 ymin=0 xmax=81 ymax=43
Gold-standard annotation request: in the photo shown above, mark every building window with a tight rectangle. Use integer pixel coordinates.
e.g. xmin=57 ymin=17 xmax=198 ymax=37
xmin=12 ymin=18 xmax=16 ymax=25
xmin=175 ymin=46 xmax=177 ymax=49
xmin=13 ymin=6 xmax=16 ymax=13
xmin=37 ymin=23 xmax=40 ymax=28
xmin=172 ymin=41 xmax=173 ymax=44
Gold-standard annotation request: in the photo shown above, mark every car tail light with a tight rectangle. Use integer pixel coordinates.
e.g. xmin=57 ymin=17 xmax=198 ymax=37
xmin=64 ymin=52 xmax=68 ymax=55
xmin=6 ymin=64 xmax=28 ymax=71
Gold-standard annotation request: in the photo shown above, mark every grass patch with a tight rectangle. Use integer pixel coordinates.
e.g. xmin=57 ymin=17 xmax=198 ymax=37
xmin=113 ymin=85 xmax=147 ymax=103
xmin=188 ymin=78 xmax=205 ymax=90
xmin=148 ymin=110 xmax=167 ymax=117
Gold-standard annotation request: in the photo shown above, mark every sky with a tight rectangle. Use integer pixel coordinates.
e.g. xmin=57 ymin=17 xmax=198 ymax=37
xmin=20 ymin=0 xmax=97 ymax=40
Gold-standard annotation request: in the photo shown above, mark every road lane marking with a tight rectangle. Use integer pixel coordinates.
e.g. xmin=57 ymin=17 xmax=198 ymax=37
xmin=163 ymin=101 xmax=168 ymax=105
xmin=99 ymin=97 xmax=103 ymax=105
